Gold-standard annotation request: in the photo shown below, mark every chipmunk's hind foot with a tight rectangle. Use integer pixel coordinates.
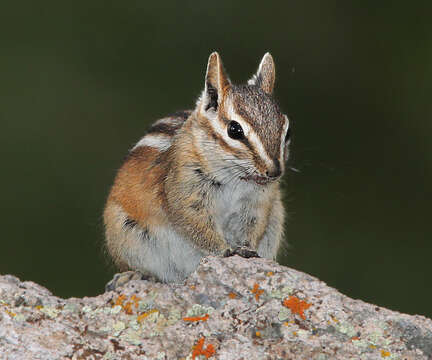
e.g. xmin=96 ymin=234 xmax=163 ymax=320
xmin=105 ymin=270 xmax=159 ymax=292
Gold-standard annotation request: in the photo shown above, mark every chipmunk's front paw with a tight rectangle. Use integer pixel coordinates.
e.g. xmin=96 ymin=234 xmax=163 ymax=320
xmin=105 ymin=270 xmax=157 ymax=292
xmin=223 ymin=246 xmax=260 ymax=259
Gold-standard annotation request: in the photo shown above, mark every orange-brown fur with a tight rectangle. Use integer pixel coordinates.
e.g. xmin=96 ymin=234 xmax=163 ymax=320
xmin=108 ymin=147 xmax=167 ymax=229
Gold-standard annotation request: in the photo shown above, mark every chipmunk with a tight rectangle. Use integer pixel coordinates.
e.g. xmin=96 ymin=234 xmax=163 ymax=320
xmin=103 ymin=52 xmax=291 ymax=285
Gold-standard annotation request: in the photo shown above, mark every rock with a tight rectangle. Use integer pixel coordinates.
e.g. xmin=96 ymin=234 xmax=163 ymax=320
xmin=0 ymin=255 xmax=431 ymax=359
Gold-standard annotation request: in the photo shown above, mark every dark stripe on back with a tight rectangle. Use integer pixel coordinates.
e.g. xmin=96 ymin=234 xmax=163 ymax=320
xmin=147 ymin=110 xmax=191 ymax=136
xmin=169 ymin=110 xmax=192 ymax=120
xmin=147 ymin=123 xmax=178 ymax=136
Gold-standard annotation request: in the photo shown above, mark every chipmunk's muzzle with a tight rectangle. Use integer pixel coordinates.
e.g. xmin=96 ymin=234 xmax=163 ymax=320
xmin=240 ymin=159 xmax=282 ymax=185
xmin=265 ymin=160 xmax=282 ymax=179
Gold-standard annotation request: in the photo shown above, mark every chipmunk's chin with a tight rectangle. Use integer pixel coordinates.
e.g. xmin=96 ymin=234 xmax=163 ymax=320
xmin=240 ymin=174 xmax=273 ymax=186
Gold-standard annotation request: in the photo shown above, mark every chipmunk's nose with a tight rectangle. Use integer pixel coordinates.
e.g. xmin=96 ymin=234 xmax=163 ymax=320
xmin=266 ymin=159 xmax=282 ymax=178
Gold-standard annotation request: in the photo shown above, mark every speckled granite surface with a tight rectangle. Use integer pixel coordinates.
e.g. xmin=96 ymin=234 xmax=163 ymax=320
xmin=1 ymin=256 xmax=431 ymax=359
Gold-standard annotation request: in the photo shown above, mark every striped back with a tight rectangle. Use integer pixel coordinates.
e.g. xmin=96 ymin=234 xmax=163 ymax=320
xmin=132 ymin=110 xmax=191 ymax=152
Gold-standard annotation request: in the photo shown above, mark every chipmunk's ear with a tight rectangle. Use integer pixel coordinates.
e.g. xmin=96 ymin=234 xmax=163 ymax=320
xmin=248 ymin=52 xmax=275 ymax=94
xmin=202 ymin=52 xmax=231 ymax=112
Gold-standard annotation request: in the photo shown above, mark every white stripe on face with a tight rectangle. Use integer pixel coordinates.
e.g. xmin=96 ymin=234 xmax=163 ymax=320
xmin=201 ymin=99 xmax=246 ymax=151
xmin=225 ymin=103 xmax=274 ymax=169
xmin=280 ymin=114 xmax=290 ymax=166
xmin=199 ymin=89 xmax=268 ymax=159
xmin=132 ymin=134 xmax=172 ymax=151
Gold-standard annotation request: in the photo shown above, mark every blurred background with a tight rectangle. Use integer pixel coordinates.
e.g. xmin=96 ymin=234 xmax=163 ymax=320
xmin=1 ymin=1 xmax=431 ymax=318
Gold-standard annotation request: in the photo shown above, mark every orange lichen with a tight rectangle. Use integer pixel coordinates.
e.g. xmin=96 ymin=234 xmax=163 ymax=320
xmin=130 ymin=295 xmax=141 ymax=308
xmin=381 ymin=350 xmax=390 ymax=357
xmin=125 ymin=302 xmax=134 ymax=314
xmin=137 ymin=309 xmax=158 ymax=323
xmin=192 ymin=337 xmax=215 ymax=359
xmin=228 ymin=292 xmax=237 ymax=299
xmin=283 ymin=296 xmax=311 ymax=320
xmin=183 ymin=313 xmax=209 ymax=322
xmin=190 ymin=285 xmax=196 ymax=290
xmin=251 ymin=283 xmax=264 ymax=301
xmin=137 ymin=313 xmax=147 ymax=323
xmin=113 ymin=294 xmax=141 ymax=315
xmin=266 ymin=271 xmax=274 ymax=276
xmin=137 ymin=309 xmax=159 ymax=323
xmin=114 ymin=294 xmax=127 ymax=307
xmin=370 ymin=345 xmax=377 ymax=349
xmin=5 ymin=309 xmax=16 ymax=317
xmin=351 ymin=336 xmax=360 ymax=341
xmin=255 ymin=331 xmax=261 ymax=337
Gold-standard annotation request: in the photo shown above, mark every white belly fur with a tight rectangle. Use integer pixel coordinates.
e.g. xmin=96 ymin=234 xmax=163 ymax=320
xmin=113 ymin=205 xmax=203 ymax=283
xmin=214 ymin=180 xmax=268 ymax=249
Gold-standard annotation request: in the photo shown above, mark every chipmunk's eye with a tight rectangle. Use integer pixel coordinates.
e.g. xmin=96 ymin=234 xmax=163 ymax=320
xmin=227 ymin=121 xmax=245 ymax=140
xmin=284 ymin=126 xmax=291 ymax=143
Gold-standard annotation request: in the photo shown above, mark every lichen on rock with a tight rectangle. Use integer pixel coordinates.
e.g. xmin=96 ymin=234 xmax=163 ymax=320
xmin=0 ymin=256 xmax=431 ymax=359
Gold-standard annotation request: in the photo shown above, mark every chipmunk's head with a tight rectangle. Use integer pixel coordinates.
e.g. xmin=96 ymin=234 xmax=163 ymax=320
xmin=196 ymin=52 xmax=291 ymax=186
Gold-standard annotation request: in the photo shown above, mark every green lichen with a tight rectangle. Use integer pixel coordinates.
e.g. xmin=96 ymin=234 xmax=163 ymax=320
xmin=121 ymin=329 xmax=142 ymax=346
xmin=352 ymin=339 xmax=370 ymax=350
xmin=93 ymin=307 xmax=106 ymax=315
xmin=334 ymin=321 xmax=357 ymax=338
xmin=270 ymin=286 xmax=293 ymax=299
xmin=82 ymin=306 xmax=101 ymax=319
xmin=150 ymin=314 xmax=169 ymax=336
xmin=278 ymin=307 xmax=292 ymax=321
xmin=129 ymin=318 xmax=140 ymax=331
xmin=296 ymin=329 xmax=309 ymax=338
xmin=167 ymin=307 xmax=182 ymax=325
xmin=63 ymin=303 xmax=79 ymax=313
xmin=185 ymin=304 xmax=214 ymax=318
xmin=112 ymin=321 xmax=126 ymax=336
xmin=40 ymin=307 xmax=59 ymax=319
xmin=111 ymin=305 xmax=122 ymax=315
xmin=82 ymin=306 xmax=93 ymax=313
xmin=366 ymin=329 xmax=388 ymax=346
xmin=146 ymin=310 xmax=161 ymax=324
xmin=137 ymin=291 xmax=159 ymax=313
xmin=14 ymin=313 xmax=26 ymax=322
xmin=137 ymin=300 xmax=155 ymax=313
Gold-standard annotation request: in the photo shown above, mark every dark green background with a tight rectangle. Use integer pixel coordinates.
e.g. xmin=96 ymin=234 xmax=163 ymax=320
xmin=1 ymin=1 xmax=431 ymax=318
